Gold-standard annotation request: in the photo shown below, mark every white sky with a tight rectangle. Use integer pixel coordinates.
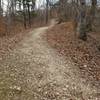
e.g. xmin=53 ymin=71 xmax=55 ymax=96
xmin=36 ymin=0 xmax=46 ymax=9
xmin=3 ymin=0 xmax=58 ymax=11
xmin=36 ymin=0 xmax=59 ymax=9
xmin=2 ymin=0 xmax=100 ymax=12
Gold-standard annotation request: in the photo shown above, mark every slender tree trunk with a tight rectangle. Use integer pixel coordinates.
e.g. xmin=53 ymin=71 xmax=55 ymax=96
xmin=46 ymin=0 xmax=49 ymax=24
xmin=90 ymin=0 xmax=97 ymax=29
xmin=23 ymin=0 xmax=27 ymax=29
xmin=32 ymin=0 xmax=35 ymax=10
xmin=91 ymin=0 xmax=97 ymax=17
xmin=27 ymin=4 xmax=31 ymax=27
xmin=58 ymin=0 xmax=63 ymax=24
xmin=19 ymin=1 xmax=22 ymax=11
xmin=0 ymin=0 xmax=2 ymax=16
xmin=79 ymin=0 xmax=87 ymax=40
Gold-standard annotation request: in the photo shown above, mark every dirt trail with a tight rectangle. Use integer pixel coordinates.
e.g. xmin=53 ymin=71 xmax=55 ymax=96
xmin=0 ymin=22 xmax=99 ymax=100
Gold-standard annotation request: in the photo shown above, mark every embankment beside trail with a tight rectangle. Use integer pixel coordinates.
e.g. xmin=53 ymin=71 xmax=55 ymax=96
xmin=44 ymin=21 xmax=100 ymax=87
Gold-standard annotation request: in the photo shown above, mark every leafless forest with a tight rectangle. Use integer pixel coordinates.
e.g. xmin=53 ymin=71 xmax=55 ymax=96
xmin=0 ymin=0 xmax=100 ymax=100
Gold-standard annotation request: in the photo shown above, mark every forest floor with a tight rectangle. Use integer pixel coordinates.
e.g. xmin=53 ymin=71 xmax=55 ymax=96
xmin=0 ymin=20 xmax=100 ymax=100
xmin=44 ymin=22 xmax=100 ymax=85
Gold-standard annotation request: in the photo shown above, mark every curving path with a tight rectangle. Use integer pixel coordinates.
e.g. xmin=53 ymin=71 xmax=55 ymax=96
xmin=0 ymin=22 xmax=99 ymax=100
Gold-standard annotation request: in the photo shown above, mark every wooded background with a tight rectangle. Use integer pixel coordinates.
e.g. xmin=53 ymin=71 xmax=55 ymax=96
xmin=0 ymin=0 xmax=99 ymax=40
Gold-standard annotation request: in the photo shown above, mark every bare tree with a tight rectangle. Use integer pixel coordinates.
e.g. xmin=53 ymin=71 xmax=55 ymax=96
xmin=0 ymin=0 xmax=3 ymax=16
xmin=46 ymin=0 xmax=49 ymax=23
xmin=78 ymin=0 xmax=87 ymax=40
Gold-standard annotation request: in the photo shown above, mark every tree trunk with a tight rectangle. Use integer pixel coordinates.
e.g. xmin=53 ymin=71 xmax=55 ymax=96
xmin=23 ymin=0 xmax=27 ymax=29
xmin=90 ymin=0 xmax=97 ymax=30
xmin=79 ymin=0 xmax=87 ymax=41
xmin=27 ymin=4 xmax=31 ymax=27
xmin=0 ymin=0 xmax=2 ymax=16
xmin=46 ymin=0 xmax=49 ymax=24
